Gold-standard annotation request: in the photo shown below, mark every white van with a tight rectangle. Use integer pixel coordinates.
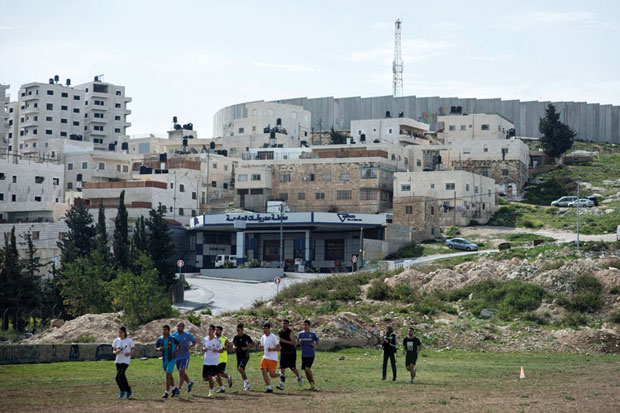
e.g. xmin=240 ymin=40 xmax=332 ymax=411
xmin=215 ymin=255 xmax=236 ymax=268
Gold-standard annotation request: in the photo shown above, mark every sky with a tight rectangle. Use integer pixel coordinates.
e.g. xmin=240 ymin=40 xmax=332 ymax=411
xmin=1 ymin=0 xmax=619 ymax=137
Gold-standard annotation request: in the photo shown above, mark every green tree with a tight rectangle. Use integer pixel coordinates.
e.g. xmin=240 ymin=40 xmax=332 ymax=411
xmin=146 ymin=203 xmax=175 ymax=287
xmin=113 ymin=190 xmax=130 ymax=269
xmin=95 ymin=200 xmax=109 ymax=256
xmin=58 ymin=199 xmax=96 ymax=267
xmin=329 ymin=126 xmax=348 ymax=145
xmin=60 ymin=251 xmax=114 ymax=316
xmin=0 ymin=228 xmax=21 ymax=330
xmin=132 ymin=216 xmax=148 ymax=253
xmin=19 ymin=231 xmax=42 ymax=315
xmin=539 ymin=104 xmax=576 ymax=158
xmin=110 ymin=253 xmax=173 ymax=328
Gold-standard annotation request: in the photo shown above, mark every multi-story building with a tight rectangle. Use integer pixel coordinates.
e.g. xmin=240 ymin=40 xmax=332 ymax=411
xmin=408 ymin=138 xmax=529 ymax=197
xmin=0 ymin=222 xmax=68 ymax=274
xmin=390 ymin=196 xmax=441 ymax=241
xmin=74 ymin=76 xmax=132 ymax=149
xmin=6 ymin=76 xmax=131 ymax=155
xmin=394 ymin=170 xmax=497 ymax=226
xmin=0 ymin=84 xmax=8 ymax=151
xmin=437 ymin=113 xmax=514 ymax=143
xmin=350 ymin=115 xmax=430 ymax=146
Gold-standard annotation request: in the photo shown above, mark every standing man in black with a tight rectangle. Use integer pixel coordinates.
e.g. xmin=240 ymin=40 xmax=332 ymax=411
xmin=278 ymin=319 xmax=302 ymax=389
xmin=381 ymin=325 xmax=397 ymax=381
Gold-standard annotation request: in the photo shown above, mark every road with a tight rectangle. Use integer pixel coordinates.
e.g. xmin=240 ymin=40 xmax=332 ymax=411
xmin=460 ymin=225 xmax=617 ymax=243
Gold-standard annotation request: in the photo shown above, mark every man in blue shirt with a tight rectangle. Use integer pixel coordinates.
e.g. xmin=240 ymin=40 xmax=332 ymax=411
xmin=171 ymin=321 xmax=196 ymax=396
xmin=297 ymin=319 xmax=320 ymax=390
xmin=155 ymin=325 xmax=181 ymax=398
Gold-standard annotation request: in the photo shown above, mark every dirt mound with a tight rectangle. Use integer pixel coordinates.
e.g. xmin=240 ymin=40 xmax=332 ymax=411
xmin=554 ymin=327 xmax=620 ymax=354
xmin=26 ymin=313 xmax=124 ymax=344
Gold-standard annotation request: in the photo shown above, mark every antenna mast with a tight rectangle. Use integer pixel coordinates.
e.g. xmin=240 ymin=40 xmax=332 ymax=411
xmin=393 ymin=18 xmax=403 ymax=97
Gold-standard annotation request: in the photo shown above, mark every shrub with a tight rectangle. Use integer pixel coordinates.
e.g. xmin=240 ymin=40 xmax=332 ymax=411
xmin=367 ymin=279 xmax=393 ymax=300
xmin=386 ymin=242 xmax=424 ymax=259
xmin=608 ymin=310 xmax=620 ymax=324
xmin=183 ymin=279 xmax=191 ymax=290
xmin=540 ymin=260 xmax=564 ymax=272
xmin=562 ymin=312 xmax=589 ymax=327
xmin=461 ymin=280 xmax=545 ymax=319
xmin=186 ymin=313 xmax=201 ymax=326
xmin=200 ymin=309 xmax=212 ymax=315
xmin=609 ymin=286 xmax=620 ymax=295
xmin=392 ymin=282 xmax=417 ymax=303
xmin=316 ymin=301 xmax=340 ymax=315
xmin=521 ymin=218 xmax=543 ymax=229
xmin=568 ymin=291 xmax=603 ymax=313
xmin=445 ymin=226 xmax=461 ymax=238
xmin=523 ymin=312 xmax=547 ymax=325
xmin=223 ymin=261 xmax=235 ymax=268
xmin=248 ymin=260 xmax=261 ymax=268
xmin=574 ymin=275 xmax=603 ymax=295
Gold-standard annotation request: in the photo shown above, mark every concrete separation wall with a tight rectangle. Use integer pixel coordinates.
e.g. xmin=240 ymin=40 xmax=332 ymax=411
xmin=200 ymin=267 xmax=284 ymax=282
xmin=0 ymin=343 xmax=159 ymax=365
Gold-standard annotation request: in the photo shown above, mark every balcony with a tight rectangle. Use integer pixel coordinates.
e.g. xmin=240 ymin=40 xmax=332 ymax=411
xmin=21 ymin=106 xmax=39 ymax=115
xmin=22 ymin=94 xmax=39 ymax=102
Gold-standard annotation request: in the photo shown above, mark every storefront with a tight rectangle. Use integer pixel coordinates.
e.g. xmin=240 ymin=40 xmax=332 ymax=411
xmin=189 ymin=212 xmax=387 ymax=272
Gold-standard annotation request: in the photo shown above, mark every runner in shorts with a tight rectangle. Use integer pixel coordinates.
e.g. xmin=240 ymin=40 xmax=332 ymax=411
xmin=112 ymin=326 xmax=135 ymax=399
xmin=202 ymin=324 xmax=223 ymax=397
xmin=232 ymin=323 xmax=255 ymax=391
xmin=171 ymin=321 xmax=196 ymax=396
xmin=298 ymin=320 xmax=320 ymax=390
xmin=278 ymin=319 xmax=302 ymax=388
xmin=403 ymin=327 xmax=422 ymax=383
xmin=214 ymin=326 xmax=233 ymax=392
xmin=155 ymin=325 xmax=181 ymax=398
xmin=259 ymin=322 xmax=283 ymax=393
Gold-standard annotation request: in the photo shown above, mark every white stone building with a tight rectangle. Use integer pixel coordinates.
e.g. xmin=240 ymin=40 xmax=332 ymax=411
xmin=0 ymin=222 xmax=68 ymax=274
xmin=437 ymin=113 xmax=514 ymax=143
xmin=0 ymin=84 xmax=8 ymax=151
xmin=350 ymin=116 xmax=430 ymax=146
xmin=394 ymin=170 xmax=497 ymax=226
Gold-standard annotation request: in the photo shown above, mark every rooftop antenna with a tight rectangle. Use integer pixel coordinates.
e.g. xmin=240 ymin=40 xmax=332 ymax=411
xmin=393 ymin=18 xmax=403 ymax=97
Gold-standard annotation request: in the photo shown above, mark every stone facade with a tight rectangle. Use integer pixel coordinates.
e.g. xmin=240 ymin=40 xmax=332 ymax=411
xmin=391 ymin=196 xmax=440 ymax=241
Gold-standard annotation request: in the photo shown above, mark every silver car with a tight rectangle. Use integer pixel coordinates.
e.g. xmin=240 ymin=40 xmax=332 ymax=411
xmin=445 ymin=238 xmax=479 ymax=251
xmin=551 ymin=196 xmax=578 ymax=207
xmin=567 ymin=198 xmax=594 ymax=208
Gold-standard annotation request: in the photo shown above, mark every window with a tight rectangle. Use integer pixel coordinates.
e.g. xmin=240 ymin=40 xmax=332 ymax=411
xmin=481 ymin=124 xmax=489 ymax=130
xmin=60 ymin=131 xmax=67 ymax=137
xmin=460 ymin=125 xmax=466 ymax=131
xmin=94 ymin=125 xmax=103 ymax=131
xmin=170 ymin=206 xmax=173 ymax=212
xmin=475 ymin=186 xmax=479 ymax=194
xmin=53 ymin=178 xmax=59 ymax=185
xmin=115 ymin=115 xmax=121 ymax=121
xmin=192 ymin=192 xmax=197 ymax=200
xmin=179 ymin=184 xmax=185 ymax=192
xmin=401 ymin=184 xmax=410 ymax=191
xmin=416 ymin=159 xmax=421 ymax=167
xmin=61 ymin=92 xmax=68 ymax=98
xmin=34 ymin=196 xmax=42 ymax=202
xmin=35 ymin=176 xmax=44 ymax=184
xmin=278 ymin=193 xmax=288 ymax=201
xmin=502 ymin=169 xmax=509 ymax=176
xmin=114 ymin=128 xmax=121 ymax=133
xmin=179 ymin=208 xmax=184 ymax=216
xmin=46 ymin=103 xmax=53 ymax=110
xmin=76 ymin=174 xmax=82 ymax=182
xmin=11 ymin=194 xmax=16 ymax=202
xmin=251 ymin=174 xmax=261 ymax=181
xmin=315 ymin=192 xmax=325 ymax=200
xmin=73 ymin=108 xmax=80 ymax=113
xmin=448 ymin=125 xmax=456 ymax=131
xmin=339 ymin=173 xmax=350 ymax=181
xmin=61 ymin=105 xmax=68 ymax=110
xmin=388 ymin=128 xmax=393 ymax=134
xmin=61 ymin=118 xmax=67 ymax=124
xmin=361 ymin=167 xmax=377 ymax=179
xmin=0 ymin=194 xmax=3 ymax=201
xmin=446 ymin=183 xmax=455 ymax=190
xmin=212 ymin=162 xmax=217 ymax=169
xmin=94 ymin=100 xmax=104 ymax=106
xmin=82 ymin=162 xmax=88 ymax=169
xmin=238 ymin=174 xmax=248 ymax=182
xmin=321 ymin=174 xmax=331 ymax=182
xmin=67 ymin=163 xmax=73 ymax=170
xmin=297 ymin=192 xmax=305 ymax=200
xmin=47 ymin=90 xmax=53 ymax=95
xmin=224 ymin=165 xmax=228 ymax=171
xmin=73 ymin=95 xmax=80 ymax=101
xmin=73 ymin=121 xmax=79 ymax=126
xmin=431 ymin=206 xmax=435 ymax=215
xmin=122 ymin=165 xmax=128 ymax=173
xmin=116 ymin=91 xmax=122 ymax=96
xmin=466 ymin=184 xmax=470 ymax=191
xmin=430 ymin=183 xmax=435 ymax=189
xmin=483 ymin=146 xmax=488 ymax=152
xmin=45 ymin=129 xmax=52 ymax=135
xmin=279 ymin=174 xmax=291 ymax=182
xmin=67 ymin=182 xmax=73 ymax=190
xmin=336 ymin=190 xmax=352 ymax=200
xmin=98 ymin=162 xmax=105 ymax=170
xmin=309 ymin=174 xmax=315 ymax=182
xmin=115 ymin=103 xmax=121 ymax=108
xmin=238 ymin=127 xmax=244 ymax=134
xmin=211 ymin=181 xmax=217 ymax=187
xmin=45 ymin=116 xmax=52 ymax=122
xmin=360 ymin=190 xmax=375 ymax=200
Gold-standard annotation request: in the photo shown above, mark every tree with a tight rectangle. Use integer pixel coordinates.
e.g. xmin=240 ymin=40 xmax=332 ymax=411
xmin=0 ymin=228 xmax=20 ymax=330
xmin=110 ymin=253 xmax=172 ymax=328
xmin=539 ymin=104 xmax=576 ymax=158
xmin=60 ymin=251 xmax=114 ymax=316
xmin=113 ymin=190 xmax=130 ymax=269
xmin=146 ymin=204 xmax=175 ymax=287
xmin=329 ymin=126 xmax=348 ymax=145
xmin=58 ymin=199 xmax=96 ymax=267
xmin=132 ymin=216 xmax=148 ymax=254
xmin=95 ymin=200 xmax=109 ymax=256
xmin=19 ymin=231 xmax=42 ymax=314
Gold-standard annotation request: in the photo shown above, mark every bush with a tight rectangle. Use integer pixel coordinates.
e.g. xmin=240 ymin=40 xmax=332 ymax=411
xmin=540 ymin=260 xmax=564 ymax=272
xmin=247 ymin=259 xmax=261 ymax=268
xmin=183 ymin=279 xmax=191 ymax=290
xmin=223 ymin=261 xmax=235 ymax=269
xmin=200 ymin=309 xmax=212 ymax=315
xmin=367 ymin=279 xmax=393 ymax=300
xmin=386 ymin=242 xmax=424 ymax=259
xmin=392 ymin=282 xmax=417 ymax=303
xmin=522 ymin=218 xmax=543 ymax=229
xmin=608 ymin=310 xmax=620 ymax=324
xmin=186 ymin=313 xmax=201 ymax=326
xmin=574 ymin=275 xmax=603 ymax=295
xmin=461 ymin=280 xmax=545 ymax=319
xmin=445 ymin=226 xmax=461 ymax=238
xmin=568 ymin=291 xmax=603 ymax=313
xmin=316 ymin=301 xmax=340 ymax=315
xmin=523 ymin=312 xmax=547 ymax=325
xmin=562 ymin=312 xmax=589 ymax=327
xmin=609 ymin=286 xmax=620 ymax=295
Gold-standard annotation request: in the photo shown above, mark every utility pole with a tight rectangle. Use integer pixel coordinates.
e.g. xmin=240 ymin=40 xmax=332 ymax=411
xmin=453 ymin=191 xmax=457 ymax=226
xmin=576 ymin=181 xmax=580 ymax=250
xmin=358 ymin=226 xmax=364 ymax=271
xmin=279 ymin=202 xmax=284 ymax=269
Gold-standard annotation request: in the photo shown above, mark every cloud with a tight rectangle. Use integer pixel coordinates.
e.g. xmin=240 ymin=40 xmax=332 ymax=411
xmin=252 ymin=61 xmax=318 ymax=72
xmin=529 ymin=11 xmax=597 ymax=25
xmin=0 ymin=25 xmax=15 ymax=30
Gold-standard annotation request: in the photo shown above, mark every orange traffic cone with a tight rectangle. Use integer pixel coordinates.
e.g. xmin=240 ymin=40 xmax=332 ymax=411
xmin=520 ymin=366 xmax=525 ymax=379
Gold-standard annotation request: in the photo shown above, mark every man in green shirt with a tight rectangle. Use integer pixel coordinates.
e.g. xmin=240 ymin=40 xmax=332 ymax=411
xmin=402 ymin=327 xmax=422 ymax=383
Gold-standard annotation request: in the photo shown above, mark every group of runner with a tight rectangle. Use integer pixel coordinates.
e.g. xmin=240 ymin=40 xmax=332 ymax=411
xmin=111 ymin=319 xmax=320 ymax=399
xmin=381 ymin=326 xmax=422 ymax=383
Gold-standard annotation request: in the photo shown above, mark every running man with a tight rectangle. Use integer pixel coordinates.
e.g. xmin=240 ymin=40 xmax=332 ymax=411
xmin=403 ymin=327 xmax=422 ymax=383
xmin=171 ymin=321 xmax=196 ymax=396
xmin=155 ymin=325 xmax=181 ymax=398
xmin=232 ymin=323 xmax=255 ymax=391
xmin=278 ymin=319 xmax=302 ymax=388
xmin=381 ymin=325 xmax=397 ymax=381
xmin=214 ymin=326 xmax=233 ymax=393
xmin=112 ymin=326 xmax=135 ymax=399
xmin=298 ymin=319 xmax=320 ymax=390
xmin=259 ymin=322 xmax=283 ymax=393
xmin=202 ymin=324 xmax=224 ymax=398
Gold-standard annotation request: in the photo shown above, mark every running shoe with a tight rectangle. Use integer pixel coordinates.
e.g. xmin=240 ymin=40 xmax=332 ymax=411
xmin=264 ymin=388 xmax=273 ymax=393
xmin=297 ymin=376 xmax=303 ymax=386
xmin=162 ymin=391 xmax=169 ymax=399
xmin=171 ymin=388 xmax=180 ymax=398
xmin=310 ymin=382 xmax=316 ymax=390
xmin=228 ymin=376 xmax=233 ymax=388
xmin=208 ymin=391 xmax=214 ymax=398
xmin=410 ymin=379 xmax=414 ymax=384
xmin=118 ymin=392 xmax=125 ymax=399
xmin=276 ymin=383 xmax=284 ymax=390
xmin=187 ymin=381 xmax=194 ymax=393
xmin=381 ymin=377 xmax=386 ymax=381
xmin=244 ymin=382 xmax=250 ymax=391
xmin=216 ymin=387 xmax=225 ymax=393
xmin=125 ymin=391 xmax=132 ymax=399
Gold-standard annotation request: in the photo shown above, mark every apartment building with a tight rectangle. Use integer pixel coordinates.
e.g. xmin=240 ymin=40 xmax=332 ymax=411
xmin=0 ymin=85 xmax=8 ymax=151
xmin=0 ymin=222 xmax=68 ymax=274
xmin=408 ymin=138 xmax=529 ymax=197
xmin=0 ymin=152 xmax=66 ymax=223
xmin=391 ymin=196 xmax=441 ymax=241
xmin=5 ymin=76 xmax=131 ymax=155
xmin=235 ymin=164 xmax=273 ymax=211
xmin=437 ymin=113 xmax=514 ymax=143
xmin=394 ymin=170 xmax=497 ymax=226
xmin=350 ymin=115 xmax=430 ymax=146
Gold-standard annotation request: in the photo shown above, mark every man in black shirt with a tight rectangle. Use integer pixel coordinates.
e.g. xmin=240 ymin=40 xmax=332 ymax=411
xmin=403 ymin=327 xmax=422 ymax=383
xmin=232 ymin=323 xmax=255 ymax=391
xmin=381 ymin=326 xmax=397 ymax=381
xmin=278 ymin=319 xmax=302 ymax=389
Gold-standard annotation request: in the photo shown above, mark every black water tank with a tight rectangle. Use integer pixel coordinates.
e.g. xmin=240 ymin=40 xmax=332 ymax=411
xmin=450 ymin=106 xmax=456 ymax=113
xmin=49 ymin=78 xmax=54 ymax=84
xmin=139 ymin=165 xmax=148 ymax=174
xmin=209 ymin=141 xmax=215 ymax=150
xmin=456 ymin=106 xmax=462 ymax=114
xmin=276 ymin=118 xmax=282 ymax=125
xmin=220 ymin=149 xmax=228 ymax=157
xmin=66 ymin=78 xmax=71 ymax=86
xmin=173 ymin=116 xmax=178 ymax=123
xmin=187 ymin=122 xmax=193 ymax=130
xmin=270 ymin=131 xmax=276 ymax=139
xmin=399 ymin=112 xmax=404 ymax=118
xmin=54 ymin=75 xmax=59 ymax=82
xmin=360 ymin=133 xmax=366 ymax=141
xmin=182 ymin=138 xmax=188 ymax=147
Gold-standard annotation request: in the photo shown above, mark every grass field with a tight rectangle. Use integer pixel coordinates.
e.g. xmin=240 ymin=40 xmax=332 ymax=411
xmin=2 ymin=349 xmax=619 ymax=412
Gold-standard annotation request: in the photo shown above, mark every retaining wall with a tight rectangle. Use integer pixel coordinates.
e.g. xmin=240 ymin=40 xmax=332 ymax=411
xmin=200 ymin=267 xmax=283 ymax=281
xmin=0 ymin=343 xmax=158 ymax=365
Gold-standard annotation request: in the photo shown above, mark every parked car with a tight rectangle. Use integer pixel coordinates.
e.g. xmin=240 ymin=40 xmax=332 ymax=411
xmin=586 ymin=195 xmax=599 ymax=206
xmin=446 ymin=238 xmax=479 ymax=251
xmin=551 ymin=196 xmax=578 ymax=207
xmin=567 ymin=198 xmax=594 ymax=208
